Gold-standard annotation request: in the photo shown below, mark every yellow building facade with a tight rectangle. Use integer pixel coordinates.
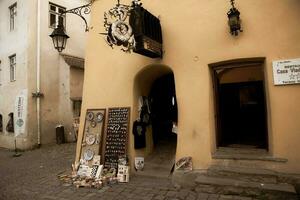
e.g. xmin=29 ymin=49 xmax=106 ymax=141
xmin=76 ymin=0 xmax=300 ymax=175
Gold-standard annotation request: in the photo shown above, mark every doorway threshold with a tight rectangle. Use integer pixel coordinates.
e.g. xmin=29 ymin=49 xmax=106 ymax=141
xmin=212 ymin=147 xmax=288 ymax=163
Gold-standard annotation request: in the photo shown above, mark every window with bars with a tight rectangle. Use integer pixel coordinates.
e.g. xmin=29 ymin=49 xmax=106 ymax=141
xmin=9 ymin=3 xmax=17 ymax=31
xmin=9 ymin=55 xmax=16 ymax=82
xmin=73 ymin=100 xmax=82 ymax=117
xmin=49 ymin=2 xmax=66 ymax=28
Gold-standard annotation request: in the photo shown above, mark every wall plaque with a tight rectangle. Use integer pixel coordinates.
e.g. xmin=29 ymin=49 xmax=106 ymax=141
xmin=273 ymin=59 xmax=300 ymax=85
xmin=104 ymin=107 xmax=130 ymax=169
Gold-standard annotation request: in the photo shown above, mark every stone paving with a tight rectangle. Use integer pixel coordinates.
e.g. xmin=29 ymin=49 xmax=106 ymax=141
xmin=0 ymin=143 xmax=263 ymax=200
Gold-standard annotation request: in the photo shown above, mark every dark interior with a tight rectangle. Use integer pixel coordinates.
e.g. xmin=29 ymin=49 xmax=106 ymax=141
xmin=149 ymin=73 xmax=178 ymax=146
xmin=218 ymin=81 xmax=268 ymax=149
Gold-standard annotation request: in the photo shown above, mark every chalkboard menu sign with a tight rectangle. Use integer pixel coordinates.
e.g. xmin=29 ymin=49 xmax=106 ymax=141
xmin=104 ymin=107 xmax=130 ymax=169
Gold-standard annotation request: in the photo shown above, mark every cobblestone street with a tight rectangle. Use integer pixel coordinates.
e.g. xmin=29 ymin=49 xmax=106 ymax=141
xmin=0 ymin=143 xmax=286 ymax=200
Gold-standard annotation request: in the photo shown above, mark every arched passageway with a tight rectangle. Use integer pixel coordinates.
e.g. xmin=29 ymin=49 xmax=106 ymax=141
xmin=133 ymin=65 xmax=178 ymax=177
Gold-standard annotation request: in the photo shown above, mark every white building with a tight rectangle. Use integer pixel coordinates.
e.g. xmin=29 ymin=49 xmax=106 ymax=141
xmin=0 ymin=0 xmax=89 ymax=149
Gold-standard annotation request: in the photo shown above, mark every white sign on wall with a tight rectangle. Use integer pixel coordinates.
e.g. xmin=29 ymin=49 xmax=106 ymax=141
xmin=273 ymin=59 xmax=300 ymax=85
xmin=14 ymin=89 xmax=28 ymax=136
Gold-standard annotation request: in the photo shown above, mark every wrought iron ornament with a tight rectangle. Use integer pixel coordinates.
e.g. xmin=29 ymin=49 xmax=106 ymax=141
xmin=63 ymin=2 xmax=93 ymax=32
xmin=103 ymin=0 xmax=142 ymax=52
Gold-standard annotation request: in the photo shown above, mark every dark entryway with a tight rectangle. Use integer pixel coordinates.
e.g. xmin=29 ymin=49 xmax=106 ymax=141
xmin=149 ymin=73 xmax=178 ymax=147
xmin=210 ymin=58 xmax=268 ymax=150
xmin=134 ymin=72 xmax=178 ymax=178
xmin=133 ymin=65 xmax=178 ymax=177
xmin=218 ymin=81 xmax=268 ymax=148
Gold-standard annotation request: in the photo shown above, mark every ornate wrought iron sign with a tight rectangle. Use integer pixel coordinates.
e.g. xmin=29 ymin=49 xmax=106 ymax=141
xmin=103 ymin=1 xmax=136 ymax=52
xmin=103 ymin=0 xmax=163 ymax=58
xmin=130 ymin=3 xmax=163 ymax=58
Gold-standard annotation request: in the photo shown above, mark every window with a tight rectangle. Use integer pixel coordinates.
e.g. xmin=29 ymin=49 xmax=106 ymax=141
xmin=49 ymin=3 xmax=66 ymax=28
xmin=9 ymin=3 xmax=17 ymax=31
xmin=73 ymin=100 xmax=82 ymax=117
xmin=9 ymin=55 xmax=16 ymax=82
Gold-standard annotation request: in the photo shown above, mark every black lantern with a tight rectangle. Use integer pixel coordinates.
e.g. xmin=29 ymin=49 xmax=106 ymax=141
xmin=49 ymin=24 xmax=69 ymax=52
xmin=227 ymin=0 xmax=242 ymax=36
xmin=48 ymin=2 xmax=92 ymax=52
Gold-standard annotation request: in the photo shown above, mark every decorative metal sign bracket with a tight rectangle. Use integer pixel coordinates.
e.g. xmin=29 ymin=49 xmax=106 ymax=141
xmin=102 ymin=0 xmax=145 ymax=53
xmin=50 ymin=1 xmax=94 ymax=52
xmin=61 ymin=2 xmax=93 ymax=32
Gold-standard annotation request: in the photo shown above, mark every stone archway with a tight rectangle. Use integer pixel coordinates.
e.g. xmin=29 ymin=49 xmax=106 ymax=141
xmin=132 ymin=64 xmax=178 ymax=177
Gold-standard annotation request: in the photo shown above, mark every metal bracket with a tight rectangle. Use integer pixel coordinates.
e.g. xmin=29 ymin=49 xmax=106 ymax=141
xmin=230 ymin=0 xmax=235 ymax=8
xmin=62 ymin=2 xmax=93 ymax=32
xmin=32 ymin=92 xmax=44 ymax=98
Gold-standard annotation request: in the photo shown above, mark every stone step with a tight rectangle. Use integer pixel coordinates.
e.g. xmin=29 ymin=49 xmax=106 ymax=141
xmin=195 ymin=175 xmax=298 ymax=199
xmin=207 ymin=165 xmax=278 ymax=184
xmin=133 ymin=165 xmax=173 ymax=178
xmin=133 ymin=160 xmax=174 ymax=178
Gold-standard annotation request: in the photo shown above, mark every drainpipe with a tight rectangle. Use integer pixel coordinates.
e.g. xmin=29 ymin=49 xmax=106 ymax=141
xmin=36 ymin=0 xmax=41 ymax=147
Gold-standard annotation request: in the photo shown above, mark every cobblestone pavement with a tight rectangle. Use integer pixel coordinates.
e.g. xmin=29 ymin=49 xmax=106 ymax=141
xmin=0 ymin=143 xmax=258 ymax=200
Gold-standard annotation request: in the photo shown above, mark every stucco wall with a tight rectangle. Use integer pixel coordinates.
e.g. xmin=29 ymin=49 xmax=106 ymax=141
xmin=0 ymin=0 xmax=32 ymax=149
xmin=0 ymin=0 xmax=88 ymax=149
xmin=76 ymin=0 xmax=300 ymax=173
xmin=70 ymin=67 xmax=84 ymax=99
xmin=39 ymin=0 xmax=88 ymax=144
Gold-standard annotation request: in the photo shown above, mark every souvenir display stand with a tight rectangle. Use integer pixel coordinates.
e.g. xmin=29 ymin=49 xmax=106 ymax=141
xmin=80 ymin=109 xmax=106 ymax=166
xmin=59 ymin=107 xmax=131 ymax=188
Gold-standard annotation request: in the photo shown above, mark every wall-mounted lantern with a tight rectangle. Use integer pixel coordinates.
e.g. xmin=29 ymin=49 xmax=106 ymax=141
xmin=49 ymin=25 xmax=69 ymax=52
xmin=49 ymin=2 xmax=92 ymax=52
xmin=227 ymin=0 xmax=242 ymax=36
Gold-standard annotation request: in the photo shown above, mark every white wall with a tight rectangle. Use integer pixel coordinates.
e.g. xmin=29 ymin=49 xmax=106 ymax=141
xmin=0 ymin=0 xmax=31 ymax=148
xmin=0 ymin=0 xmax=88 ymax=149
xmin=38 ymin=0 xmax=88 ymax=144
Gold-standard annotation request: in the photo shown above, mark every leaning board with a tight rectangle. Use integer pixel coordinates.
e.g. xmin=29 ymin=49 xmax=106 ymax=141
xmin=80 ymin=109 xmax=106 ymax=166
xmin=104 ymin=107 xmax=130 ymax=169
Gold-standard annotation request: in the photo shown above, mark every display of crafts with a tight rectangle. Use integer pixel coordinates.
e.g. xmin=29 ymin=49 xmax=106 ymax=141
xmin=86 ymin=134 xmax=96 ymax=145
xmin=83 ymin=149 xmax=94 ymax=161
xmin=96 ymin=112 xmax=104 ymax=123
xmin=58 ymin=155 xmax=130 ymax=189
xmin=87 ymin=112 xmax=94 ymax=121
xmin=58 ymin=108 xmax=130 ymax=189
xmin=81 ymin=110 xmax=105 ymax=161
